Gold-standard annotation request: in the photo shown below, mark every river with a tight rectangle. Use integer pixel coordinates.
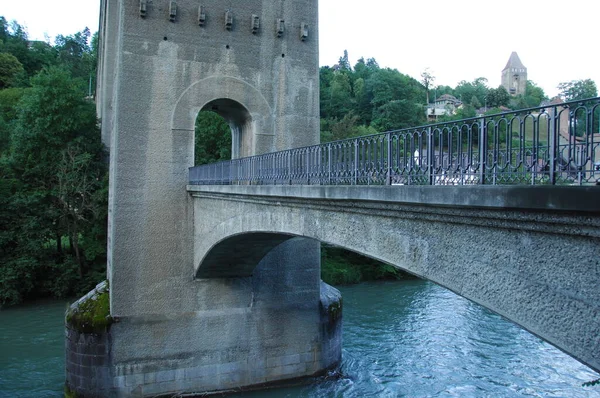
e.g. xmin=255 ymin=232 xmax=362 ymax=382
xmin=1 ymin=280 xmax=598 ymax=397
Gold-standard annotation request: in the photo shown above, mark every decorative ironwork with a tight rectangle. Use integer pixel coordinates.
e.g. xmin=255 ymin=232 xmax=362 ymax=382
xmin=189 ymin=97 xmax=600 ymax=186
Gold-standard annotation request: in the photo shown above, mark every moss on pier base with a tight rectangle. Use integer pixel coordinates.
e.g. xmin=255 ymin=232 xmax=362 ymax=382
xmin=66 ymin=281 xmax=112 ymax=334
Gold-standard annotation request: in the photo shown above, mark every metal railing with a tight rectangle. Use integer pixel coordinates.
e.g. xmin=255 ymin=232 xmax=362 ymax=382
xmin=189 ymin=97 xmax=600 ymax=186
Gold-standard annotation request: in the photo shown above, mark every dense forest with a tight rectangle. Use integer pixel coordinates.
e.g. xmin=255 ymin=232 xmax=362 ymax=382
xmin=0 ymin=18 xmax=106 ymax=306
xmin=1 ymin=18 xmax=597 ymax=306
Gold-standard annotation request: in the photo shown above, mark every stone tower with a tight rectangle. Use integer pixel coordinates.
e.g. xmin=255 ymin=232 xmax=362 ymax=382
xmin=501 ymin=51 xmax=527 ymax=96
xmin=66 ymin=0 xmax=342 ymax=396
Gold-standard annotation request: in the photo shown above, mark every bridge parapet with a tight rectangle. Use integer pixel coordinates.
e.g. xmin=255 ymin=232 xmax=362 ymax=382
xmin=190 ymin=97 xmax=600 ymax=186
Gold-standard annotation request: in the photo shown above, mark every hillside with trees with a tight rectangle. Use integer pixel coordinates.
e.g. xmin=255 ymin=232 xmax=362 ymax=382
xmin=318 ymin=51 xmax=558 ymax=140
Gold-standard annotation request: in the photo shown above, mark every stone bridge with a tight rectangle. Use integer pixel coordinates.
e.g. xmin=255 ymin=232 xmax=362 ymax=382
xmin=190 ymin=184 xmax=600 ymax=374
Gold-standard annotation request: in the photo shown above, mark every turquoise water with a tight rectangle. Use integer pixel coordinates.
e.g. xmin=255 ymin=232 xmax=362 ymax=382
xmin=0 ymin=300 xmax=68 ymax=397
xmin=1 ymin=281 xmax=598 ymax=397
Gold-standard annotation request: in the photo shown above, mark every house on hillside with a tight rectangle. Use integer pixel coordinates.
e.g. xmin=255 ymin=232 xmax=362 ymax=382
xmin=426 ymin=94 xmax=462 ymax=121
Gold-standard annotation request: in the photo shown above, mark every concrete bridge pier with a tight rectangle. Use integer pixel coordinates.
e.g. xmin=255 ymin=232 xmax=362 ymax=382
xmin=66 ymin=238 xmax=341 ymax=397
xmin=108 ymin=239 xmax=341 ymax=396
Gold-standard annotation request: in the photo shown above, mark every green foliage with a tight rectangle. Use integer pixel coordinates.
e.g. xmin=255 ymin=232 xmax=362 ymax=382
xmin=558 ymin=79 xmax=598 ymax=102
xmin=328 ymin=72 xmax=354 ymax=119
xmin=421 ymin=68 xmax=435 ymax=104
xmin=0 ymin=17 xmax=57 ymax=80
xmin=0 ymin=87 xmax=25 ymax=152
xmin=327 ymin=299 xmax=342 ymax=325
xmin=54 ymin=28 xmax=97 ymax=95
xmin=372 ymin=99 xmax=425 ymax=131
xmin=337 ymin=49 xmax=351 ymax=71
xmin=0 ymin=52 xmax=24 ymax=89
xmin=0 ymin=64 xmax=107 ymax=307
xmin=487 ymin=86 xmax=510 ymax=108
xmin=319 ymin=53 xmax=426 ymax=140
xmin=455 ymin=104 xmax=476 ymax=119
xmin=454 ymin=77 xmax=489 ymax=107
xmin=524 ymin=80 xmax=547 ymax=107
xmin=321 ymin=245 xmax=412 ymax=285
xmin=194 ymin=111 xmax=231 ymax=165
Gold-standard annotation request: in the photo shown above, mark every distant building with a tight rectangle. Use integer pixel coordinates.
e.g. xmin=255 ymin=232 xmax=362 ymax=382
xmin=426 ymin=94 xmax=462 ymax=121
xmin=501 ymin=52 xmax=527 ymax=96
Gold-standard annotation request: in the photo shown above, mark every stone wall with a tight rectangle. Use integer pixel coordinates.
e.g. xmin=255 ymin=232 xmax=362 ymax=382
xmin=65 ymin=328 xmax=112 ymax=397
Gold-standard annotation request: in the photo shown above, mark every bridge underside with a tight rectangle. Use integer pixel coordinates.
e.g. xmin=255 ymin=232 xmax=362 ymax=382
xmin=198 ymin=233 xmax=293 ymax=278
xmin=191 ymin=184 xmax=600 ymax=374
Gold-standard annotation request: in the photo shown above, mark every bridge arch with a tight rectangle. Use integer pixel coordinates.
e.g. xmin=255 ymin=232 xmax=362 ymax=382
xmin=194 ymin=208 xmax=427 ymax=282
xmin=172 ymin=76 xmax=275 ymax=159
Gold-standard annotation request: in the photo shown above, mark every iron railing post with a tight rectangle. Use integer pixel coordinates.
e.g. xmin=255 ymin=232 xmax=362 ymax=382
xmin=288 ymin=150 xmax=292 ymax=185
xmin=252 ymin=157 xmax=256 ymax=185
xmin=306 ymin=148 xmax=310 ymax=185
xmin=387 ymin=133 xmax=392 ymax=185
xmin=354 ymin=138 xmax=358 ymax=185
xmin=427 ymin=127 xmax=433 ymax=185
xmin=479 ymin=118 xmax=486 ymax=184
xmin=549 ymin=105 xmax=557 ymax=185
xmin=328 ymin=144 xmax=332 ymax=185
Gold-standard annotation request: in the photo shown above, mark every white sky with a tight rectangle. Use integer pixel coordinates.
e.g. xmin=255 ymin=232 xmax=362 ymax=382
xmin=3 ymin=0 xmax=599 ymax=98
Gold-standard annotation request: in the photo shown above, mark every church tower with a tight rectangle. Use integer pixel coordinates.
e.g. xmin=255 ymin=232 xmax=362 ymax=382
xmin=501 ymin=52 xmax=527 ymax=96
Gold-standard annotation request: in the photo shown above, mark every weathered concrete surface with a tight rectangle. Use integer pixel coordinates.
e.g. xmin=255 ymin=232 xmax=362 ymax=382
xmin=189 ymin=184 xmax=600 ymax=373
xmin=103 ymin=239 xmax=341 ymax=396
xmin=71 ymin=0 xmax=338 ymax=396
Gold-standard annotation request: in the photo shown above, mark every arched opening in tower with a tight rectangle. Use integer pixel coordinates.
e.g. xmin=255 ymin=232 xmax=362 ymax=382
xmin=194 ymin=98 xmax=253 ymax=165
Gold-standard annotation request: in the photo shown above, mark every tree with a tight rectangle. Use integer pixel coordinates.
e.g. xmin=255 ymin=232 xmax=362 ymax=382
xmin=0 ymin=18 xmax=56 ymax=79
xmin=319 ymin=66 xmax=335 ymax=118
xmin=0 ymin=87 xmax=25 ymax=153
xmin=486 ymin=86 xmax=510 ymax=108
xmin=194 ymin=111 xmax=231 ymax=165
xmin=557 ymin=79 xmax=598 ymax=102
xmin=420 ymin=68 xmax=435 ymax=105
xmin=55 ymin=28 xmax=96 ymax=95
xmin=372 ymin=100 xmax=425 ymax=131
xmin=337 ymin=49 xmax=351 ymax=71
xmin=323 ymin=112 xmax=361 ymax=143
xmin=352 ymin=57 xmax=380 ymax=125
xmin=455 ymin=78 xmax=488 ymax=106
xmin=328 ymin=72 xmax=354 ymax=119
xmin=1 ymin=66 xmax=106 ymax=304
xmin=56 ymin=145 xmax=105 ymax=276
xmin=0 ymin=53 xmax=24 ymax=89
xmin=524 ymin=80 xmax=546 ymax=107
